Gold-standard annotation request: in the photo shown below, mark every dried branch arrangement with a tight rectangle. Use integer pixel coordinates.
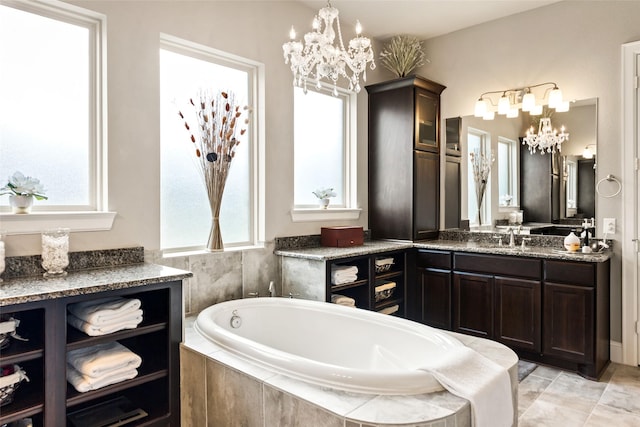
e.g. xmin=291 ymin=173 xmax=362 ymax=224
xmin=178 ymin=90 xmax=251 ymax=250
xmin=379 ymin=35 xmax=428 ymax=78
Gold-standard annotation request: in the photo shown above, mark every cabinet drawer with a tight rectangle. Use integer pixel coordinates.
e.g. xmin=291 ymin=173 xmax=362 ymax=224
xmin=416 ymin=250 xmax=451 ymax=269
xmin=545 ymin=260 xmax=594 ymax=286
xmin=453 ymin=252 xmax=541 ymax=280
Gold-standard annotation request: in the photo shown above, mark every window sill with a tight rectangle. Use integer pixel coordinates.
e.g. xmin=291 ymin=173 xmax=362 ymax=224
xmin=0 ymin=211 xmax=117 ymax=235
xmin=290 ymin=208 xmax=362 ymax=222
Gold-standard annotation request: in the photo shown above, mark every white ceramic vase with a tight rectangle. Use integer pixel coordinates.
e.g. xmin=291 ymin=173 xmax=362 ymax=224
xmin=9 ymin=195 xmax=34 ymax=214
xmin=319 ymin=198 xmax=330 ymax=209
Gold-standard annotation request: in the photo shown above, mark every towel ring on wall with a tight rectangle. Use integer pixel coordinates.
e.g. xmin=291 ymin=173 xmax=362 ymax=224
xmin=595 ymin=174 xmax=622 ymax=198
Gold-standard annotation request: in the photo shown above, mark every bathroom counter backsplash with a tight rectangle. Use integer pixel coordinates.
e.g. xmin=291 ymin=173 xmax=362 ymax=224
xmin=1 ymin=248 xmax=192 ymax=306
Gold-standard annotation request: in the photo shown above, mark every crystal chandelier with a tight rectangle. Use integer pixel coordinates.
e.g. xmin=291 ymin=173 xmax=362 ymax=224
xmin=474 ymin=82 xmax=569 ymax=120
xmin=523 ymin=117 xmax=569 ymax=155
xmin=282 ymin=1 xmax=376 ymax=95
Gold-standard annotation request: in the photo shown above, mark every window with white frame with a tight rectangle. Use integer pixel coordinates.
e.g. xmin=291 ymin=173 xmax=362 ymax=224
xmin=293 ymin=86 xmax=354 ymax=208
xmin=498 ymin=136 xmax=519 ymax=207
xmin=467 ymin=128 xmax=491 ymax=226
xmin=0 ymin=1 xmax=105 ymax=211
xmin=159 ymin=36 xmax=260 ymax=251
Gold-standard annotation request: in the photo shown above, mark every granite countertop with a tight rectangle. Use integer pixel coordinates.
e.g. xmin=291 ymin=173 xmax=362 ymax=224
xmin=413 ymin=240 xmax=611 ymax=263
xmin=274 ymin=240 xmax=414 ymax=261
xmin=275 ymin=239 xmax=611 ymax=263
xmin=0 ymin=263 xmax=193 ymax=307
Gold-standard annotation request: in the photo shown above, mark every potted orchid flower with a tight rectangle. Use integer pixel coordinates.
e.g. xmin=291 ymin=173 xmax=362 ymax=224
xmin=312 ymin=187 xmax=337 ymax=209
xmin=0 ymin=171 xmax=48 ymax=214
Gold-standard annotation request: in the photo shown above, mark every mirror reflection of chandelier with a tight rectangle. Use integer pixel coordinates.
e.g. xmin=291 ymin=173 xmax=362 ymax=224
xmin=523 ymin=117 xmax=569 ymax=155
xmin=282 ymin=1 xmax=376 ymax=95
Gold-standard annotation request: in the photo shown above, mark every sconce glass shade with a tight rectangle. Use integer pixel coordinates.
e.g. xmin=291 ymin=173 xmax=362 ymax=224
xmin=474 ymin=98 xmax=488 ymax=117
xmin=583 ymin=145 xmax=595 ymax=159
xmin=530 ymin=104 xmax=543 ymax=115
xmin=555 ymin=100 xmax=570 ymax=112
xmin=522 ymin=93 xmax=536 ymax=112
xmin=548 ymin=87 xmax=563 ymax=109
xmin=483 ymin=110 xmax=495 ymax=120
xmin=498 ymin=95 xmax=510 ymax=115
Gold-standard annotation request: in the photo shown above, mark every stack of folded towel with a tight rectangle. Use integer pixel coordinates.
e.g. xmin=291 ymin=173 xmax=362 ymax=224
xmin=331 ymin=265 xmax=358 ymax=285
xmin=331 ymin=294 xmax=356 ymax=307
xmin=66 ymin=341 xmax=142 ymax=393
xmin=67 ymin=297 xmax=143 ymax=336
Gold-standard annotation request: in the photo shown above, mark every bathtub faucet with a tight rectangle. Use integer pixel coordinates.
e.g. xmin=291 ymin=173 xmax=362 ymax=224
xmin=268 ymin=281 xmax=276 ymax=297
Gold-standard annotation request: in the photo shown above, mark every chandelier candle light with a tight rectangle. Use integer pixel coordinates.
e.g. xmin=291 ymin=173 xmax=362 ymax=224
xmin=282 ymin=1 xmax=376 ymax=95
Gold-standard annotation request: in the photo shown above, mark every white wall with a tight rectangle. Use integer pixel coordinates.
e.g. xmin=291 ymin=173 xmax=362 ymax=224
xmin=3 ymin=0 xmax=386 ymax=256
xmin=418 ymin=0 xmax=640 ymax=342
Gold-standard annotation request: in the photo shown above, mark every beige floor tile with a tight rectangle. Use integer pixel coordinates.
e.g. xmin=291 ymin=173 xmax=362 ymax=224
xmin=536 ymin=372 xmax=607 ymax=414
xmin=518 ymin=375 xmax=552 ymax=416
xmin=584 ymin=404 xmax=640 ymax=427
xmin=519 ymin=400 xmax=590 ymax=427
xmin=529 ymin=365 xmax=563 ymax=381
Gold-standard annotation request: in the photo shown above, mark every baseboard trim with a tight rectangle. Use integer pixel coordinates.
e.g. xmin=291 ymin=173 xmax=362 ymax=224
xmin=610 ymin=340 xmax=623 ymax=364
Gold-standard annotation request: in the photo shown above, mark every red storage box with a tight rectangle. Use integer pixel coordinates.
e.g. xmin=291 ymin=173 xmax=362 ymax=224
xmin=321 ymin=226 xmax=364 ymax=247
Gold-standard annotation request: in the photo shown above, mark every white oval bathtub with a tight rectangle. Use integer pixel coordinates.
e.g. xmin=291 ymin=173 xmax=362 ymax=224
xmin=194 ymin=297 xmax=465 ymax=395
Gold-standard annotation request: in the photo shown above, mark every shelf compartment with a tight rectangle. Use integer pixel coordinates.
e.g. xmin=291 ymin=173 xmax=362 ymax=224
xmin=67 ymin=321 xmax=167 ymax=351
xmin=0 ymin=309 xmax=45 ymax=365
xmin=0 ymin=359 xmax=44 ymax=425
xmin=330 ymin=278 xmax=368 ymax=292
xmin=67 ymin=377 xmax=171 ymax=426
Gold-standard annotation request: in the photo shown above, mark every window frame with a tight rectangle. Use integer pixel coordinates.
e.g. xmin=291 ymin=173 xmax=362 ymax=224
xmin=290 ymin=84 xmax=360 ymax=222
xmin=497 ymin=136 xmax=519 ymax=208
xmin=0 ymin=0 xmax=113 ymax=234
xmin=159 ymin=33 xmax=265 ymax=251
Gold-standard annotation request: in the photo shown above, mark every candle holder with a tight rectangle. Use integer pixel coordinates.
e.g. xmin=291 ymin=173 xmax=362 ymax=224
xmin=41 ymin=228 xmax=70 ymax=278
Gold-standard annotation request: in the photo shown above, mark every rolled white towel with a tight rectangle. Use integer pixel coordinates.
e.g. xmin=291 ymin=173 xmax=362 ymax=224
xmin=67 ymin=341 xmax=142 ymax=378
xmin=331 ymin=265 xmax=358 ymax=275
xmin=331 ymin=275 xmax=358 ymax=285
xmin=67 ymin=311 xmax=143 ymax=336
xmin=66 ymin=363 xmax=138 ymax=393
xmin=331 ymin=294 xmax=356 ymax=306
xmin=67 ymin=297 xmax=142 ymax=325
xmin=375 ymin=281 xmax=396 ymax=293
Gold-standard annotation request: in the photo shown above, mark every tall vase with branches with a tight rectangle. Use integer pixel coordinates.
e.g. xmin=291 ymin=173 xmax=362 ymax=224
xmin=470 ymin=149 xmax=494 ymax=226
xmin=179 ymin=90 xmax=250 ymax=251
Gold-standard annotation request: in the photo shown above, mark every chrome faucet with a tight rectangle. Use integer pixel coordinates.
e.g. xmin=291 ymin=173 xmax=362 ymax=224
xmin=507 ymin=227 xmax=517 ymax=248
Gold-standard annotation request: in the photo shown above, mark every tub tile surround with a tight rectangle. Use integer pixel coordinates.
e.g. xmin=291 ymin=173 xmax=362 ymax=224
xmin=181 ymin=318 xmax=518 ymax=427
xmin=145 ymin=241 xmax=278 ymax=315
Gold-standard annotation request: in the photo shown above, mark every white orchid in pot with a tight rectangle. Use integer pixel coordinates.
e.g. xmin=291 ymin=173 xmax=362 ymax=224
xmin=1 ymin=171 xmax=48 ymax=214
xmin=312 ymin=187 xmax=337 ymax=209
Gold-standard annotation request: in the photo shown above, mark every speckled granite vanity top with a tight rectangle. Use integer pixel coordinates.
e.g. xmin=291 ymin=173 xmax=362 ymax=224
xmin=274 ymin=240 xmax=414 ymax=260
xmin=413 ymin=240 xmax=611 ymax=262
xmin=275 ymin=234 xmax=611 ymax=263
xmin=1 ymin=263 xmax=191 ymax=306
xmin=1 ymin=253 xmax=192 ymax=307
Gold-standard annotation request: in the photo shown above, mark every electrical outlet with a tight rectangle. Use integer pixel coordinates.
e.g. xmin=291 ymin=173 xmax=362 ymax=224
xmin=603 ymin=218 xmax=616 ymax=234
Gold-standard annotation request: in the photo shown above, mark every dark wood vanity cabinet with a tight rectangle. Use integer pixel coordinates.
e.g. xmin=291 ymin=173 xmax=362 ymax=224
xmin=414 ymin=249 xmax=609 ymax=379
xmin=413 ymin=249 xmax=452 ymax=329
xmin=366 ymin=76 xmax=445 ymax=241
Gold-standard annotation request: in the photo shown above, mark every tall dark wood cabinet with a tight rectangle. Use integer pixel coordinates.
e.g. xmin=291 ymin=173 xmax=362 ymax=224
xmin=520 ymin=143 xmax=561 ymax=222
xmin=366 ymin=75 xmax=446 ymax=241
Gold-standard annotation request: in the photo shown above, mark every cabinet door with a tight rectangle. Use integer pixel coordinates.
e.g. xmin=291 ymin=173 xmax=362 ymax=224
xmin=453 ymin=272 xmax=493 ymax=338
xmin=415 ymin=88 xmax=439 ymax=152
xmin=494 ymin=276 xmax=541 ymax=352
xmin=543 ymin=282 xmax=594 ymax=363
xmin=418 ymin=268 xmax=451 ymax=330
xmin=414 ymin=150 xmax=439 ymax=240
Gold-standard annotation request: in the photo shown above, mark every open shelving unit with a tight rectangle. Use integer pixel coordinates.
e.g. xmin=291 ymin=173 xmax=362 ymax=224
xmin=0 ymin=280 xmax=182 ymax=427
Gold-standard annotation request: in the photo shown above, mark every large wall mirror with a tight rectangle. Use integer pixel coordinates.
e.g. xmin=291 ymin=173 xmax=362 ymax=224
xmin=453 ymin=98 xmax=597 ymax=234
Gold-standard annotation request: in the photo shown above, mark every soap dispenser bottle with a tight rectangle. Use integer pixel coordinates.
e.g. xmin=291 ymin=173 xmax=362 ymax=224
xmin=564 ymin=231 xmax=580 ymax=252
